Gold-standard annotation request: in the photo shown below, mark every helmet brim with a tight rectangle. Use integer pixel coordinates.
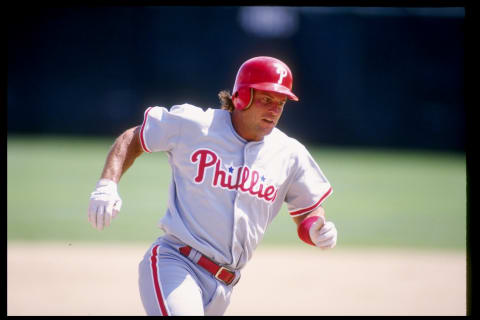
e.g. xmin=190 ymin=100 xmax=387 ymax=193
xmin=249 ymin=83 xmax=299 ymax=101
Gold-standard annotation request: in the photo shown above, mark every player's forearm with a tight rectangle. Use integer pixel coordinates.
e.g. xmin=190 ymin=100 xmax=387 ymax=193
xmin=292 ymin=205 xmax=326 ymax=226
xmin=100 ymin=126 xmax=144 ymax=183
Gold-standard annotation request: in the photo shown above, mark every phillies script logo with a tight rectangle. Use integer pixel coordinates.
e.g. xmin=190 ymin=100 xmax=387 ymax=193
xmin=190 ymin=148 xmax=278 ymax=203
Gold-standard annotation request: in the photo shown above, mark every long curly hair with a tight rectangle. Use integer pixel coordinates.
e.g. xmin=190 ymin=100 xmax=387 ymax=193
xmin=218 ymin=90 xmax=235 ymax=113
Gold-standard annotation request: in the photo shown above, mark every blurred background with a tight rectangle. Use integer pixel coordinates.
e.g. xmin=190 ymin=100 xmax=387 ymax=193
xmin=8 ymin=6 xmax=466 ymax=248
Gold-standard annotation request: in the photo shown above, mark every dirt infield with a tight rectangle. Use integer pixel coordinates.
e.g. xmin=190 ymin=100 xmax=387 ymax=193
xmin=7 ymin=243 xmax=466 ymax=316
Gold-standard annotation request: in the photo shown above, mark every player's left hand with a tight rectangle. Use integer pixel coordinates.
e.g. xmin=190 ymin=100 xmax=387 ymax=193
xmin=309 ymin=216 xmax=337 ymax=249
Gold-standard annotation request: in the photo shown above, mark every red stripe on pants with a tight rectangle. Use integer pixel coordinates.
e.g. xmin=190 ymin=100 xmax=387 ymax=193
xmin=150 ymin=245 xmax=169 ymax=316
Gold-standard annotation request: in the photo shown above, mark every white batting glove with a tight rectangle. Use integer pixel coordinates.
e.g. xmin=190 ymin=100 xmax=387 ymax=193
xmin=309 ymin=216 xmax=337 ymax=249
xmin=88 ymin=178 xmax=122 ymax=231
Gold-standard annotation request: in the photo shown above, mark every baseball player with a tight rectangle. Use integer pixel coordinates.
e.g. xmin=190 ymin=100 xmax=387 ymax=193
xmin=87 ymin=56 xmax=337 ymax=316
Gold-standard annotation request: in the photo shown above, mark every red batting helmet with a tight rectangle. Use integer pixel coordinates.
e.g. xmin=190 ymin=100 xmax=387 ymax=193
xmin=232 ymin=56 xmax=299 ymax=110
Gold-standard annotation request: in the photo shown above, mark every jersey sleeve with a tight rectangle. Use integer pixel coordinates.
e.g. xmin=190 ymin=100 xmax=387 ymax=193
xmin=285 ymin=144 xmax=333 ymax=217
xmin=139 ymin=106 xmax=183 ymax=153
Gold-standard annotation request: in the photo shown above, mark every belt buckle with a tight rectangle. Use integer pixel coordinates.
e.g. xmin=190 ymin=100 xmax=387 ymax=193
xmin=215 ymin=266 xmax=235 ymax=285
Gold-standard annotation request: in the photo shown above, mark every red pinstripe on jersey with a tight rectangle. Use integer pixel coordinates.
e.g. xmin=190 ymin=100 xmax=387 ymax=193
xmin=150 ymin=245 xmax=169 ymax=316
xmin=289 ymin=187 xmax=333 ymax=217
xmin=140 ymin=107 xmax=153 ymax=153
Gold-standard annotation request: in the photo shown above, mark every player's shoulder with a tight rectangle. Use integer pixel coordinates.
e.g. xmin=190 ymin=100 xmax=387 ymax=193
xmin=169 ymin=103 xmax=209 ymax=117
xmin=171 ymin=103 xmax=230 ymax=130
xmin=168 ymin=103 xmax=217 ymax=123
xmin=145 ymin=103 xmax=227 ymax=134
xmin=268 ymin=127 xmax=307 ymax=151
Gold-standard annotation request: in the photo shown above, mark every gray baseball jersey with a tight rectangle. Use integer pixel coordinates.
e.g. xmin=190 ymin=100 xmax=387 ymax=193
xmin=139 ymin=104 xmax=332 ymax=270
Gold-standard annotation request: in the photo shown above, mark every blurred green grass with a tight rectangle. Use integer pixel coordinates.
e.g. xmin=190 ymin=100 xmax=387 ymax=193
xmin=7 ymin=135 xmax=466 ymax=250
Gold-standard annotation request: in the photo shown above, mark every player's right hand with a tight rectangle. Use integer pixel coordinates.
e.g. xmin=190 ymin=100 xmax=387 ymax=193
xmin=88 ymin=178 xmax=122 ymax=231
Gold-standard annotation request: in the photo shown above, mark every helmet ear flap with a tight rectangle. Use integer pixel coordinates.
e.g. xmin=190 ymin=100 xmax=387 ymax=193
xmin=233 ymin=87 xmax=254 ymax=110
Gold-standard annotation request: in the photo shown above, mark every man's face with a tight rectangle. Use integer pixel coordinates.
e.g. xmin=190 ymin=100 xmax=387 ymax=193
xmin=232 ymin=89 xmax=287 ymax=141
